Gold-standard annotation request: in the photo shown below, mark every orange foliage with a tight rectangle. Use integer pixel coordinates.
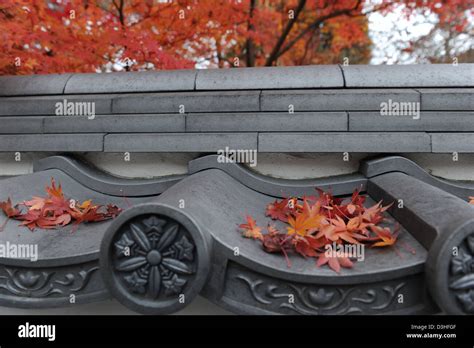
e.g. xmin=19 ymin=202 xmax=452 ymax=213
xmin=1 ymin=0 xmax=470 ymax=74
xmin=238 ymin=187 xmax=400 ymax=273
xmin=0 ymin=178 xmax=121 ymax=231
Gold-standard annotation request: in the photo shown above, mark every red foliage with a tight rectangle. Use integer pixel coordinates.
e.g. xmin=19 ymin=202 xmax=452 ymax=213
xmin=238 ymin=187 xmax=400 ymax=273
xmin=1 ymin=0 xmax=470 ymax=74
xmin=0 ymin=178 xmax=121 ymax=231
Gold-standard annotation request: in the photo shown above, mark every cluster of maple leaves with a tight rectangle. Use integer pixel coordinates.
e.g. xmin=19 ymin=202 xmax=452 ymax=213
xmin=0 ymin=178 xmax=121 ymax=231
xmin=239 ymin=188 xmax=399 ymax=273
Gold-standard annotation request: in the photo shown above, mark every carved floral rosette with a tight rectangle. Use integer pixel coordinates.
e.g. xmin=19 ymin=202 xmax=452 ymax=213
xmin=112 ymin=215 xmax=196 ymax=299
xmin=100 ymin=204 xmax=210 ymax=314
xmin=427 ymin=222 xmax=474 ymax=315
xmin=449 ymin=235 xmax=474 ymax=313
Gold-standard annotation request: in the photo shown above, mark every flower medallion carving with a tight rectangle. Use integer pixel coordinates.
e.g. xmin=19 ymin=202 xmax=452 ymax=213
xmin=113 ymin=215 xmax=196 ymax=299
xmin=449 ymin=234 xmax=474 ymax=313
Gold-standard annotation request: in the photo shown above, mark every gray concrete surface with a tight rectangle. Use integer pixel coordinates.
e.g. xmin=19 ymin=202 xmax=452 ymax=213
xmin=0 ymin=296 xmax=231 ymax=315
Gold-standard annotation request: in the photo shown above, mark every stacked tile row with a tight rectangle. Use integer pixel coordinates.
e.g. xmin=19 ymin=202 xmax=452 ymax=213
xmin=0 ymin=64 xmax=472 ymax=153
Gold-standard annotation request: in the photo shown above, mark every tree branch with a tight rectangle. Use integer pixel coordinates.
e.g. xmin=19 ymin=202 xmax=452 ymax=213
xmin=112 ymin=0 xmax=125 ymax=27
xmin=246 ymin=0 xmax=257 ymax=67
xmin=265 ymin=0 xmax=307 ymax=66
xmin=273 ymin=0 xmax=362 ymax=63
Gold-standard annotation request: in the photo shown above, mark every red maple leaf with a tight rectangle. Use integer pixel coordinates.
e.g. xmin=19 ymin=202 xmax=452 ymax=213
xmin=265 ymin=198 xmax=296 ymax=222
xmin=0 ymin=178 xmax=122 ymax=231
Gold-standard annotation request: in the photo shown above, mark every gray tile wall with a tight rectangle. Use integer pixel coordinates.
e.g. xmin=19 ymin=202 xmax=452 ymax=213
xmin=0 ymin=64 xmax=472 ymax=153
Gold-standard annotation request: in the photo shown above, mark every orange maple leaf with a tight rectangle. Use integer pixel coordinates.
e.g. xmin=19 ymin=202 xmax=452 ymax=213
xmin=370 ymin=225 xmax=398 ymax=247
xmin=1 ymin=178 xmax=121 ymax=231
xmin=45 ymin=178 xmax=63 ymax=199
xmin=287 ymin=213 xmax=324 ymax=236
xmin=239 ymin=215 xmax=263 ymax=240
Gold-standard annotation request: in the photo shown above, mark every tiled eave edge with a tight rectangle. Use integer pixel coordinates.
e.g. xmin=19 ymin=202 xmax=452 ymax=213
xmin=33 ymin=155 xmax=185 ymax=197
xmin=361 ymin=156 xmax=474 ymax=199
xmin=0 ymin=154 xmax=417 ymax=273
xmin=33 ymin=154 xmax=367 ymax=198
xmin=1 ymin=154 xmax=474 ymax=313
xmin=32 ymin=153 xmax=474 ymax=200
xmin=188 ymin=155 xmax=366 ymax=198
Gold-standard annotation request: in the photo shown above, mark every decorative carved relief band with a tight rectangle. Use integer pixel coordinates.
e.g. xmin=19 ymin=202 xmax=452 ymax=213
xmin=223 ymin=262 xmax=431 ymax=315
xmin=0 ymin=260 xmax=108 ymax=307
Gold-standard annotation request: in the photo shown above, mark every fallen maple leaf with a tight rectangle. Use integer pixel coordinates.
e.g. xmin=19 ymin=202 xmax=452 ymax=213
xmin=287 ymin=213 xmax=324 ymax=236
xmin=317 ymin=253 xmax=354 ymax=273
xmin=261 ymin=232 xmax=285 ymax=253
xmin=347 ymin=203 xmax=356 ymax=215
xmin=45 ymin=178 xmax=63 ymax=199
xmin=0 ymin=198 xmax=21 ymax=218
xmin=261 ymin=230 xmax=294 ymax=267
xmin=18 ymin=209 xmax=42 ymax=231
xmin=77 ymin=199 xmax=92 ymax=209
xmin=370 ymin=225 xmax=399 ymax=247
xmin=301 ymin=199 xmax=321 ymax=218
xmin=294 ymin=237 xmax=318 ymax=258
xmin=0 ymin=178 xmax=122 ymax=231
xmin=23 ymin=196 xmax=46 ymax=211
xmin=362 ymin=201 xmax=392 ymax=225
xmin=265 ymin=198 xmax=295 ymax=222
xmin=239 ymin=187 xmax=396 ymax=273
xmin=328 ymin=215 xmax=366 ymax=244
xmin=105 ymin=204 xmax=122 ymax=218
xmin=239 ymin=215 xmax=263 ymax=240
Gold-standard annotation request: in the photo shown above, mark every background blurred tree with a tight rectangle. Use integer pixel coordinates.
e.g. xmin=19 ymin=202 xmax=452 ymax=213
xmin=371 ymin=0 xmax=473 ymax=64
xmin=0 ymin=0 xmax=472 ymax=74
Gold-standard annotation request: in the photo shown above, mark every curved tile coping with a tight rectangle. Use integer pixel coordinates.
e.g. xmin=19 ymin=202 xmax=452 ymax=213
xmin=0 ymin=73 xmax=72 ymax=97
xmin=0 ymin=169 xmax=151 ymax=267
xmin=188 ymin=155 xmax=367 ymax=198
xmin=155 ymin=169 xmax=427 ymax=285
xmin=1 ymin=64 xmax=472 ymax=97
xmin=341 ymin=64 xmax=474 ymax=88
xmin=361 ymin=156 xmax=474 ymax=199
xmin=34 ymin=156 xmax=185 ymax=197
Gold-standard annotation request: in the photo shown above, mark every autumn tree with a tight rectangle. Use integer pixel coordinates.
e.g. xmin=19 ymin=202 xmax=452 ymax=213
xmin=0 ymin=0 xmax=472 ymax=74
